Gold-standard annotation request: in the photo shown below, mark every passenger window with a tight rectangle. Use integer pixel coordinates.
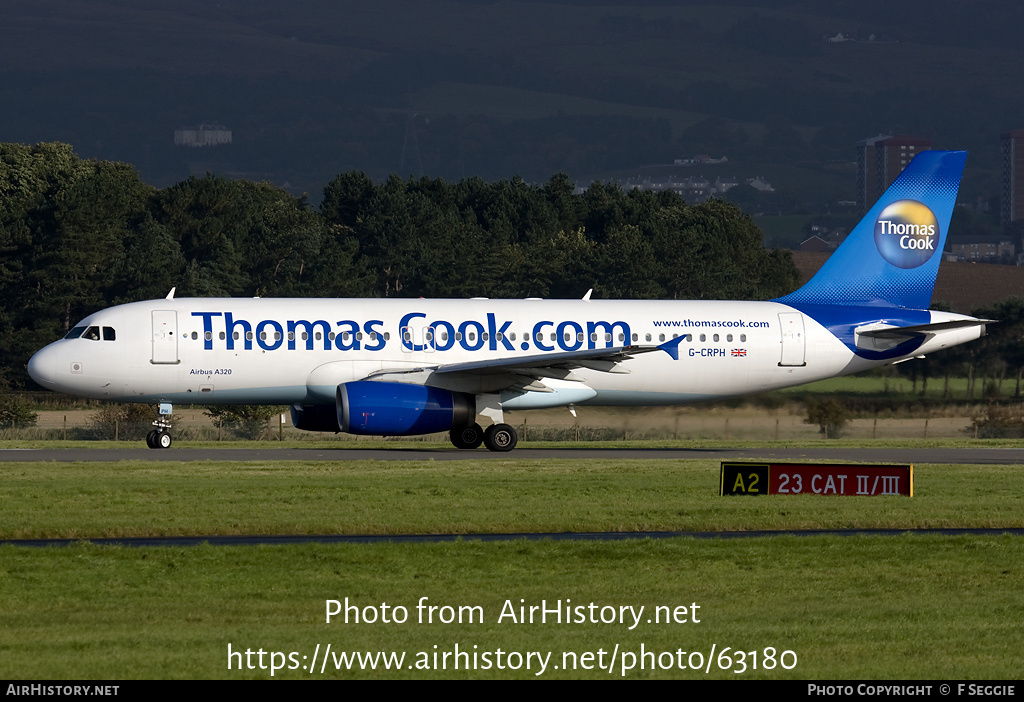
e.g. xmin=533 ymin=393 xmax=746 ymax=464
xmin=191 ymin=331 xmax=198 ymax=340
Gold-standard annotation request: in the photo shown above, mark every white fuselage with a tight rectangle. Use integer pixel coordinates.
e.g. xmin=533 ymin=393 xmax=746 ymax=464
xmin=26 ymin=297 xmax=983 ymax=410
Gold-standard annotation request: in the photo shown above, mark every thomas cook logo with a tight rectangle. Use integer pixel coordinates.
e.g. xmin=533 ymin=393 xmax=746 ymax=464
xmin=874 ymin=200 xmax=939 ymax=269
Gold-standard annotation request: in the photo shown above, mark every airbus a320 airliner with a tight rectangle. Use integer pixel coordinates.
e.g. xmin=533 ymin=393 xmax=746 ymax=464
xmin=28 ymin=150 xmax=987 ymax=451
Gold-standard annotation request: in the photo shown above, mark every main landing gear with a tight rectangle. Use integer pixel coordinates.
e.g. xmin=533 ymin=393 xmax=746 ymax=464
xmin=146 ymin=402 xmax=174 ymax=449
xmin=146 ymin=428 xmax=172 ymax=449
xmin=448 ymin=423 xmax=518 ymax=452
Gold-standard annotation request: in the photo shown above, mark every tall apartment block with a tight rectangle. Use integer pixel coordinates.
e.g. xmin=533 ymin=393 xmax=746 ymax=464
xmin=1001 ymin=130 xmax=1024 ymax=227
xmin=856 ymin=135 xmax=932 ymax=213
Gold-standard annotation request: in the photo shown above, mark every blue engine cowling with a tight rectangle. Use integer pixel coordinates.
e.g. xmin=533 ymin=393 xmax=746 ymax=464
xmin=336 ymin=381 xmax=473 ymax=436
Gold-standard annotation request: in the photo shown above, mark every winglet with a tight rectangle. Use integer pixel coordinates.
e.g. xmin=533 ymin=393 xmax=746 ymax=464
xmin=658 ymin=335 xmax=686 ymax=360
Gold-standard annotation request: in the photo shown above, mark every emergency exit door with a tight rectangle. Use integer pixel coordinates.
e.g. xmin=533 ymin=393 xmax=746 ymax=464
xmin=151 ymin=310 xmax=179 ymax=364
xmin=778 ymin=312 xmax=806 ymax=367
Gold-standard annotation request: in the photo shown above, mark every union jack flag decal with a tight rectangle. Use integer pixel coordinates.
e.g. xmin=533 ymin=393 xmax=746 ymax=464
xmin=731 ymin=349 xmax=747 ymax=357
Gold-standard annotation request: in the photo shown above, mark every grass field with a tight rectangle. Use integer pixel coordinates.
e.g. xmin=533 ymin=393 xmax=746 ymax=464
xmin=1 ymin=459 xmax=1023 ymax=539
xmin=1 ymin=457 xmax=1023 ymax=679
xmin=2 ymin=536 xmax=1022 ymax=679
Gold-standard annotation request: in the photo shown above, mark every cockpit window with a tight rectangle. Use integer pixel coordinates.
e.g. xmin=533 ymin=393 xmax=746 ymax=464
xmin=64 ymin=326 xmax=87 ymax=339
xmin=103 ymin=327 xmax=116 ymax=341
xmin=83 ymin=326 xmax=101 ymax=341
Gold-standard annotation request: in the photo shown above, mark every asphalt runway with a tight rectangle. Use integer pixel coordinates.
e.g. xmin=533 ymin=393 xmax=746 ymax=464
xmin=6 ymin=528 xmax=1024 ymax=548
xmin=2 ymin=446 xmax=1024 ymax=464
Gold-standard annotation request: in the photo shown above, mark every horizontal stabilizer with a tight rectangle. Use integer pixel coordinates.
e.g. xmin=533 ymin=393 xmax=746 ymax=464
xmin=856 ymin=318 xmax=993 ymax=340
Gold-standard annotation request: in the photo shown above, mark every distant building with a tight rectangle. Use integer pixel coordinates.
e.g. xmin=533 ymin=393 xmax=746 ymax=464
xmin=949 ymin=238 xmax=1015 ymax=263
xmin=797 ymin=226 xmax=848 ymax=252
xmin=798 ymin=235 xmax=835 ymax=253
xmin=174 ymin=124 xmax=232 ymax=147
xmin=713 ymin=176 xmax=739 ymax=193
xmin=856 ymin=134 xmax=931 ymax=213
xmin=1000 ymin=129 xmax=1024 ymax=227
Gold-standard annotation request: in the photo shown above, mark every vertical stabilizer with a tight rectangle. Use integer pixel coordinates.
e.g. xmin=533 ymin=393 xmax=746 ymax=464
xmin=773 ymin=150 xmax=966 ymax=309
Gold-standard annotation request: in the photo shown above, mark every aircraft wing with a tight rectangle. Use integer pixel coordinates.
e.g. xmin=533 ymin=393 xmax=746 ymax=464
xmin=433 ymin=344 xmax=660 ymax=376
xmin=362 ymin=343 xmax=670 ymax=393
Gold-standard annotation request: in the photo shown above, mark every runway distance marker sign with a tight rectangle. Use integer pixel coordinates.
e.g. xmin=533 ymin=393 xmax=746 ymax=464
xmin=720 ymin=463 xmax=913 ymax=496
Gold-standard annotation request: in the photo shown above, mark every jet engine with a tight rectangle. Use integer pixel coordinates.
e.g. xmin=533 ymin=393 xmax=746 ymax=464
xmin=336 ymin=381 xmax=474 ymax=436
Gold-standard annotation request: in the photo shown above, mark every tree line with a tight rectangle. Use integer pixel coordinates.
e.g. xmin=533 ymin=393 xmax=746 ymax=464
xmin=6 ymin=141 xmax=1021 ymax=401
xmin=0 ymin=142 xmax=802 ymax=388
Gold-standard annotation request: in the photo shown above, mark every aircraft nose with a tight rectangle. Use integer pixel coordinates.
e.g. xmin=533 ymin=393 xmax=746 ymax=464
xmin=27 ymin=345 xmax=57 ymax=389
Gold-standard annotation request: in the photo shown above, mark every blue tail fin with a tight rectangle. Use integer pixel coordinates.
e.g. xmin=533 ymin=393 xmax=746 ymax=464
xmin=773 ymin=150 xmax=966 ymax=309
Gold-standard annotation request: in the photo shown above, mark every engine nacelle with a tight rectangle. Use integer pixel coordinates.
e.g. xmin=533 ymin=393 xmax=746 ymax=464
xmin=337 ymin=381 xmax=473 ymax=436
xmin=290 ymin=403 xmax=341 ymax=432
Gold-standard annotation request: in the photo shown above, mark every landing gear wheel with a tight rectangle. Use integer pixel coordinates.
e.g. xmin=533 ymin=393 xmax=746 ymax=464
xmin=450 ymin=423 xmax=484 ymax=449
xmin=483 ymin=423 xmax=518 ymax=452
xmin=146 ymin=430 xmax=159 ymax=449
xmin=156 ymin=431 xmax=172 ymax=449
